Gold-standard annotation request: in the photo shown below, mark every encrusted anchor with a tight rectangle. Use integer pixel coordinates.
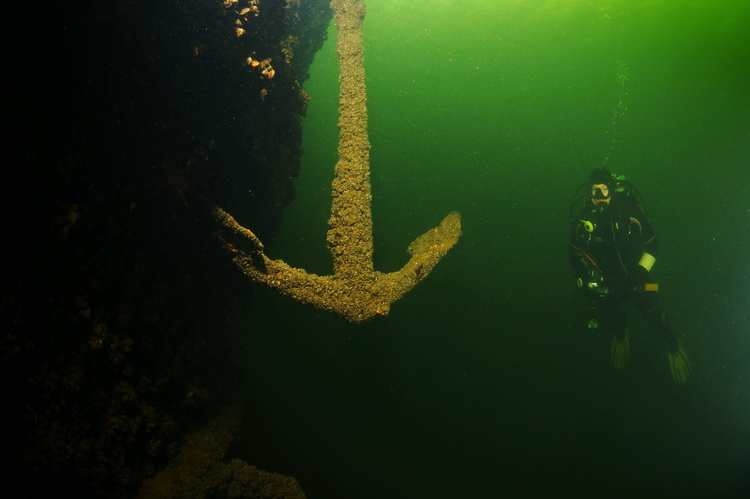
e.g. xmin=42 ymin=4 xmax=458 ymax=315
xmin=212 ymin=0 xmax=461 ymax=323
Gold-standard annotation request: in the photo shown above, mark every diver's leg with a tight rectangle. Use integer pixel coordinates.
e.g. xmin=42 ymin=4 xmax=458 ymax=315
xmin=635 ymin=291 xmax=691 ymax=383
xmin=635 ymin=291 xmax=678 ymax=351
xmin=608 ymin=299 xmax=629 ymax=369
xmin=595 ymin=298 xmax=629 ymax=368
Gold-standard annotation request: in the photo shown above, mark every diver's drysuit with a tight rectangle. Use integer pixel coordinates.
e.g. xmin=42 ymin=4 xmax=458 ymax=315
xmin=568 ymin=182 xmax=681 ymax=354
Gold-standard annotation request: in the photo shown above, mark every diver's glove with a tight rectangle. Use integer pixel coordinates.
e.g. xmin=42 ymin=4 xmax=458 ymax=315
xmin=668 ymin=341 xmax=692 ymax=384
xmin=629 ymin=265 xmax=652 ymax=290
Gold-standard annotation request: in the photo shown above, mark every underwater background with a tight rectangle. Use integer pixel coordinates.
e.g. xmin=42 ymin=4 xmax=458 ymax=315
xmin=234 ymin=0 xmax=749 ymax=497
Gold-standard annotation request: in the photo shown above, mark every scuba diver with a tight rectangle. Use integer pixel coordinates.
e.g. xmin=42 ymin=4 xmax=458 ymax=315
xmin=568 ymin=168 xmax=691 ymax=383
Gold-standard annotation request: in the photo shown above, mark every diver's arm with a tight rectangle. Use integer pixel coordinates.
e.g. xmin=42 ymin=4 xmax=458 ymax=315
xmin=628 ymin=198 xmax=658 ymax=286
xmin=568 ymin=223 xmax=589 ymax=278
xmin=629 ymin=197 xmax=658 ymax=271
xmin=639 ymin=222 xmax=658 ymax=270
xmin=569 ymin=243 xmax=589 ymax=278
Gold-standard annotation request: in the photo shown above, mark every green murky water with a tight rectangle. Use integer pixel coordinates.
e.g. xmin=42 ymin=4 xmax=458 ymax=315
xmin=240 ymin=1 xmax=750 ymax=497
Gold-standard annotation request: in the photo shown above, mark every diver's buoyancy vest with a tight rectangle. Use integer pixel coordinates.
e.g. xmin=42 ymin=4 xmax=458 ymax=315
xmin=576 ymin=195 xmax=642 ymax=275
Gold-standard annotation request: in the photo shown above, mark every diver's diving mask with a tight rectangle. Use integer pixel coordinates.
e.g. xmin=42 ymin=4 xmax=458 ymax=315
xmin=591 ymin=184 xmax=610 ymax=200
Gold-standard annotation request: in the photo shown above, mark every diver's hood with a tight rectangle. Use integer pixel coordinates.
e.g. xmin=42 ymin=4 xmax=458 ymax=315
xmin=589 ymin=167 xmax=614 ymax=186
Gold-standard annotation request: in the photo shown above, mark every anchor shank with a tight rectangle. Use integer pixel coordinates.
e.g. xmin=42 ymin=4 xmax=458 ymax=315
xmin=327 ymin=0 xmax=374 ymax=280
